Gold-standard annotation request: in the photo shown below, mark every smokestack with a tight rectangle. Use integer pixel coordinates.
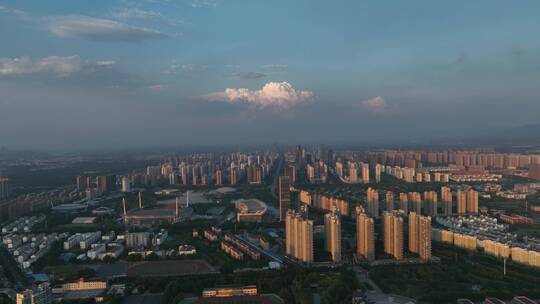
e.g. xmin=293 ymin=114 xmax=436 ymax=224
xmin=138 ymin=192 xmax=142 ymax=209
xmin=122 ymin=198 xmax=127 ymax=218
xmin=176 ymin=196 xmax=179 ymax=218
xmin=186 ymin=191 xmax=190 ymax=208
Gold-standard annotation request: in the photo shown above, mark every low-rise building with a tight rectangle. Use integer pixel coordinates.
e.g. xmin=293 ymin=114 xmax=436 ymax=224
xmin=499 ymin=214 xmax=534 ymax=225
xmin=71 ymin=217 xmax=96 ymax=224
xmin=59 ymin=278 xmax=107 ymax=292
xmin=235 ymin=199 xmax=268 ymax=222
xmin=126 ymin=232 xmax=152 ymax=248
xmin=220 ymin=241 xmax=244 ymax=260
xmin=204 ymin=230 xmax=219 ymax=241
xmin=79 ymin=232 xmax=102 ymax=250
xmin=16 ymin=282 xmax=52 ymax=304
xmin=223 ymin=234 xmax=261 ymax=260
xmin=202 ymin=285 xmax=257 ymax=298
xmin=178 ymin=245 xmax=196 ymax=256
xmin=97 ymin=243 xmax=124 ymax=261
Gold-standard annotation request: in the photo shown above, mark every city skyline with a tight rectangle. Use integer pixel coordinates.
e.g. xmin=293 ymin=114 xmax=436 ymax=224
xmin=2 ymin=1 xmax=540 ymax=149
xmin=2 ymin=1 xmax=540 ymax=303
xmin=2 ymin=145 xmax=540 ymax=303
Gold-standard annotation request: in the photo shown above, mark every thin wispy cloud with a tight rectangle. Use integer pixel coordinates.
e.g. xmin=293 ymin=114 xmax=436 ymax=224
xmin=0 ymin=5 xmax=27 ymax=18
xmin=235 ymin=72 xmax=267 ymax=80
xmin=0 ymin=56 xmax=144 ymax=90
xmin=111 ymin=8 xmax=187 ymax=27
xmin=509 ymin=45 xmax=529 ymax=59
xmin=262 ymin=64 xmax=288 ymax=69
xmin=166 ymin=63 xmax=208 ymax=75
xmin=225 ymin=64 xmax=241 ymax=69
xmin=148 ymin=84 xmax=166 ymax=90
xmin=0 ymin=55 xmax=82 ymax=77
xmin=48 ymin=15 xmax=165 ymax=42
xmin=112 ymin=8 xmax=162 ymax=21
xmin=94 ymin=60 xmax=116 ymax=67
xmin=205 ymin=82 xmax=313 ymax=110
xmin=190 ymin=0 xmax=218 ymax=8
xmin=454 ymin=53 xmax=468 ymax=66
xmin=179 ymin=64 xmax=208 ymax=72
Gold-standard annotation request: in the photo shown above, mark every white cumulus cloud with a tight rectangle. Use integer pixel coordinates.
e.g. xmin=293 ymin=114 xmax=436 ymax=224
xmin=48 ymin=15 xmax=165 ymax=42
xmin=0 ymin=55 xmax=82 ymax=76
xmin=205 ymin=82 xmax=313 ymax=110
xmin=361 ymin=96 xmax=388 ymax=113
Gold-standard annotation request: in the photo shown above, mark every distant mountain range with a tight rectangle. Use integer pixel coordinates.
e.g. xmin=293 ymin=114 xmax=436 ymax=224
xmin=495 ymin=124 xmax=540 ymax=140
xmin=0 ymin=148 xmax=51 ymax=160
xmin=428 ymin=123 xmax=540 ymax=147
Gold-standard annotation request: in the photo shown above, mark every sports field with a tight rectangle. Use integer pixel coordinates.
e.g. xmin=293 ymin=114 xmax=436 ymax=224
xmin=127 ymin=259 xmax=218 ymax=277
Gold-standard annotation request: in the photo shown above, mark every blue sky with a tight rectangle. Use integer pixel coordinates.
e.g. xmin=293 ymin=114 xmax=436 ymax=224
xmin=1 ymin=0 xmax=540 ymax=149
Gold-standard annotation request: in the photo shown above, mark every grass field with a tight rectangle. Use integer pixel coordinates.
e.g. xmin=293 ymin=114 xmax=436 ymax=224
xmin=127 ymin=260 xmax=218 ymax=277
xmin=42 ymin=264 xmax=90 ymax=275
xmin=43 ymin=260 xmax=214 ymax=279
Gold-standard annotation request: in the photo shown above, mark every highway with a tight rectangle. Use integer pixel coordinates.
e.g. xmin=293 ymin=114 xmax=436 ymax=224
xmin=235 ymin=235 xmax=284 ymax=264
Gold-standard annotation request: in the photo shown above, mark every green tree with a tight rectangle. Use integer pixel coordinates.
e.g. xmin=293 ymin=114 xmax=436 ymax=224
xmin=279 ymin=288 xmax=295 ymax=304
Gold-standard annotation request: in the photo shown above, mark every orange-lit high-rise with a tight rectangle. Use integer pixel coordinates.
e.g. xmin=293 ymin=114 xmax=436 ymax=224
xmin=285 ymin=210 xmax=313 ymax=263
xmin=356 ymin=206 xmax=375 ymax=261
xmin=383 ymin=211 xmax=404 ymax=260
